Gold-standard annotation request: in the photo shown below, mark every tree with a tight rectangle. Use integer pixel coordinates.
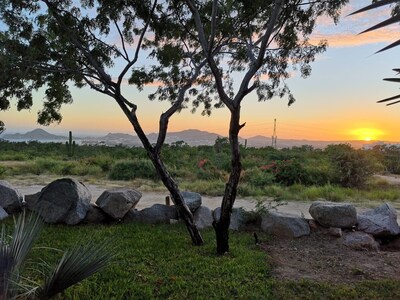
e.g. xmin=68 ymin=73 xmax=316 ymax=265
xmin=179 ymin=0 xmax=348 ymax=254
xmin=0 ymin=1 xmax=204 ymax=245
xmin=350 ymin=0 xmax=400 ymax=105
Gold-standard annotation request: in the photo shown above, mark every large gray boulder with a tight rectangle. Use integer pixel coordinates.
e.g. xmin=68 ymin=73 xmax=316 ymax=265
xmin=96 ymin=188 xmax=141 ymax=219
xmin=181 ymin=191 xmax=202 ymax=213
xmin=357 ymin=203 xmax=400 ymax=237
xmin=0 ymin=180 xmax=23 ymax=214
xmin=309 ymin=200 xmax=357 ymax=228
xmin=341 ymin=231 xmax=379 ymax=251
xmin=261 ymin=212 xmax=310 ymax=238
xmin=194 ymin=206 xmax=213 ymax=229
xmin=30 ymin=178 xmax=91 ymax=225
xmin=213 ymin=207 xmax=247 ymax=231
xmin=124 ymin=204 xmax=178 ymax=224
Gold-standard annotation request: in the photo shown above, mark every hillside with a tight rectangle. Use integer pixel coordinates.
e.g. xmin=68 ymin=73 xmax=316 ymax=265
xmin=2 ymin=129 xmax=66 ymax=141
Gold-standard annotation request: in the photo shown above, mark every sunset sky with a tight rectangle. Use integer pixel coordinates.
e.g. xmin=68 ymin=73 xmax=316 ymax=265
xmin=1 ymin=0 xmax=400 ymax=142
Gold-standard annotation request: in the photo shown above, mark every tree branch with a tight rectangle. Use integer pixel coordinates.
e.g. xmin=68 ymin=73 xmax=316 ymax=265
xmin=117 ymin=0 xmax=158 ymax=87
xmin=185 ymin=0 xmax=233 ymax=111
xmin=155 ymin=59 xmax=207 ymax=153
xmin=234 ymin=0 xmax=283 ymax=105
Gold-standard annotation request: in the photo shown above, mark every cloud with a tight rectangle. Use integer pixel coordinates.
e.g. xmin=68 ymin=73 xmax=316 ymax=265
xmin=309 ymin=27 xmax=398 ymax=48
xmin=311 ymin=1 xmax=397 ymax=48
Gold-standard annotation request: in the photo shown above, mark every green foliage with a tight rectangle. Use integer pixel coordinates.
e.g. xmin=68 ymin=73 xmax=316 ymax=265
xmin=109 ymin=159 xmax=158 ymax=181
xmin=241 ymin=167 xmax=275 ymax=188
xmin=1 ymin=140 xmax=398 ymax=202
xmin=271 ymin=159 xmax=308 ymax=186
xmin=214 ymin=137 xmax=230 ymax=154
xmin=326 ymin=144 xmax=375 ymax=188
xmin=375 ymin=145 xmax=400 ymax=174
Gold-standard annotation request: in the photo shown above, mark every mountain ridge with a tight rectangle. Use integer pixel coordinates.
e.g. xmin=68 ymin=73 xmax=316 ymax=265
xmin=1 ymin=128 xmax=397 ymax=149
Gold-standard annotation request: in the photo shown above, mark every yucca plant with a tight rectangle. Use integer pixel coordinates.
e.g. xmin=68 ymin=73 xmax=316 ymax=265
xmin=350 ymin=0 xmax=400 ymax=105
xmin=0 ymin=211 xmax=113 ymax=299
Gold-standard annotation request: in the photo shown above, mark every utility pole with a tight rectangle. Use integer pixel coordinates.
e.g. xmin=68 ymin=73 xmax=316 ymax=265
xmin=272 ymin=118 xmax=277 ymax=149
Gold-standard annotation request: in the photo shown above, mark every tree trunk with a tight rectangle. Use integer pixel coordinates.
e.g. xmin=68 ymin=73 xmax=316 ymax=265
xmin=115 ymin=95 xmax=203 ymax=246
xmin=150 ymin=154 xmax=204 ymax=246
xmin=214 ymin=108 xmax=242 ymax=254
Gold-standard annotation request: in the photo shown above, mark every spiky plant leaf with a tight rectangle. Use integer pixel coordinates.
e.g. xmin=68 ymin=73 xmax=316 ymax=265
xmin=10 ymin=210 xmax=43 ymax=271
xmin=36 ymin=239 xmax=114 ymax=299
xmin=377 ymin=93 xmax=400 ymax=103
xmin=349 ymin=0 xmax=398 ymax=16
xmin=0 ymin=211 xmax=43 ymax=299
xmin=383 ymin=78 xmax=400 ymax=82
xmin=351 ymin=0 xmax=400 ymax=104
xmin=0 ymin=227 xmax=13 ymax=299
xmin=360 ymin=14 xmax=400 ymax=34
xmin=385 ymin=99 xmax=400 ymax=105
xmin=377 ymin=39 xmax=400 ymax=53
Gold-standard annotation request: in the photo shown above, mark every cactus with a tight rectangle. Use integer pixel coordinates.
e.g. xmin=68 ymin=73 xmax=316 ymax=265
xmin=66 ymin=131 xmax=75 ymax=157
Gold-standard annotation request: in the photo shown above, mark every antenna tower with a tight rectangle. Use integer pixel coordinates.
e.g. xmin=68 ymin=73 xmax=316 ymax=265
xmin=272 ymin=118 xmax=277 ymax=149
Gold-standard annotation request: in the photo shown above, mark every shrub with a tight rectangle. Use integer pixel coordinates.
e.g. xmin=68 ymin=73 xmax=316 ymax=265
xmin=326 ymin=144 xmax=375 ymax=188
xmin=109 ymin=159 xmax=157 ymax=180
xmin=266 ymin=159 xmax=308 ymax=186
xmin=29 ymin=158 xmax=60 ymax=175
xmin=302 ymin=160 xmax=333 ymax=186
xmin=241 ymin=167 xmax=275 ymax=188
xmin=195 ymin=159 xmax=225 ymax=180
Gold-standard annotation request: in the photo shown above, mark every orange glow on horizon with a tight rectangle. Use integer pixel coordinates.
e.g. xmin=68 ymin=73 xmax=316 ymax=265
xmin=350 ymin=128 xmax=384 ymax=142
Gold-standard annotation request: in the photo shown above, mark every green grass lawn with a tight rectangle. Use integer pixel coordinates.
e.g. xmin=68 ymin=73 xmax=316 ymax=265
xmin=4 ymin=220 xmax=397 ymax=299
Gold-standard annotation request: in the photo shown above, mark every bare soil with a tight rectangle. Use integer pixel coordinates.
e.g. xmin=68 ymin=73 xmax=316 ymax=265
xmin=263 ymin=228 xmax=400 ymax=283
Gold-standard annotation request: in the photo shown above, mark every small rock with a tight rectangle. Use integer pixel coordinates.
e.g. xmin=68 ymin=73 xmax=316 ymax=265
xmin=309 ymin=200 xmax=357 ymax=228
xmin=96 ymin=188 xmax=142 ymax=219
xmin=328 ymin=227 xmax=342 ymax=237
xmin=180 ymin=191 xmax=202 ymax=213
xmin=261 ymin=212 xmax=310 ymax=238
xmin=0 ymin=180 xmax=23 ymax=214
xmin=194 ymin=206 xmax=213 ymax=229
xmin=341 ymin=231 xmax=379 ymax=251
xmin=357 ymin=203 xmax=400 ymax=237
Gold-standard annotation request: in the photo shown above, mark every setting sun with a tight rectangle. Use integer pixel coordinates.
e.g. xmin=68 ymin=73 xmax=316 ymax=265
xmin=350 ymin=128 xmax=384 ymax=141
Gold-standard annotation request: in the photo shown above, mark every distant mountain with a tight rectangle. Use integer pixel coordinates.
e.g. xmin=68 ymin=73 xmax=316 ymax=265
xmin=3 ymin=129 xmax=66 ymax=141
xmin=3 ymin=128 xmax=398 ymax=149
xmin=103 ymin=132 xmax=136 ymax=140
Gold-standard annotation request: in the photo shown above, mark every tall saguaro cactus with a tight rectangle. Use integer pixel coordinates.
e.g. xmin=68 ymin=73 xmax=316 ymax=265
xmin=66 ymin=131 xmax=75 ymax=157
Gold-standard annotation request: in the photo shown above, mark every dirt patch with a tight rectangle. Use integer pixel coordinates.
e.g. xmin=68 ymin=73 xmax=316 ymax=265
xmin=263 ymin=229 xmax=400 ymax=283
